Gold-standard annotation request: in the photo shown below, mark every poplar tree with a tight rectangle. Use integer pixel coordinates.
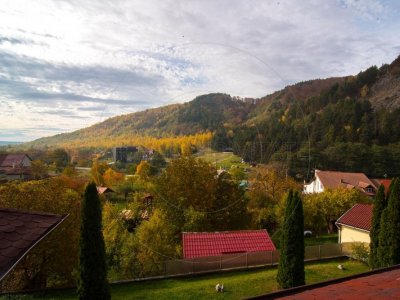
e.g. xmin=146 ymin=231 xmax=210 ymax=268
xmin=78 ymin=182 xmax=110 ymax=300
xmin=377 ymin=178 xmax=400 ymax=267
xmin=369 ymin=185 xmax=386 ymax=268
xmin=277 ymin=190 xmax=305 ymax=289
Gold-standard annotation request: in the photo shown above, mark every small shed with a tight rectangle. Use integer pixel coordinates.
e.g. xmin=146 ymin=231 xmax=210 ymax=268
xmin=96 ymin=186 xmax=114 ymax=195
xmin=182 ymin=229 xmax=276 ymax=259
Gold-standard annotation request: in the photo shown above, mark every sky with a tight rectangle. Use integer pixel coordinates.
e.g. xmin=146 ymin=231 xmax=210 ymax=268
xmin=0 ymin=0 xmax=399 ymax=142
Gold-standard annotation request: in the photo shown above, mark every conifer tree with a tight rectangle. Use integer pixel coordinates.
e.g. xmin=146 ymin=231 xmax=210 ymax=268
xmin=277 ymin=190 xmax=305 ymax=289
xmin=377 ymin=178 xmax=400 ymax=267
xmin=369 ymin=185 xmax=386 ymax=268
xmin=78 ymin=182 xmax=110 ymax=300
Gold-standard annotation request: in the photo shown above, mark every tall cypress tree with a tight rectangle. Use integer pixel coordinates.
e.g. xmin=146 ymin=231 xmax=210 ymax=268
xmin=78 ymin=182 xmax=110 ymax=300
xmin=377 ymin=178 xmax=400 ymax=267
xmin=277 ymin=190 xmax=305 ymax=289
xmin=369 ymin=185 xmax=386 ymax=269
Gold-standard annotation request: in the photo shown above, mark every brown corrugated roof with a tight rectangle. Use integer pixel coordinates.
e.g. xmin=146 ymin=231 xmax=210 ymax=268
xmin=248 ymin=265 xmax=400 ymax=299
xmin=0 ymin=208 xmax=67 ymax=282
xmin=316 ymin=170 xmax=376 ymax=194
xmin=336 ymin=203 xmax=373 ymax=231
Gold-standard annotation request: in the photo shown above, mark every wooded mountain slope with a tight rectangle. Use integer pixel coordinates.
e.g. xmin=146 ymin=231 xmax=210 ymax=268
xmin=18 ymin=55 xmax=400 ymax=178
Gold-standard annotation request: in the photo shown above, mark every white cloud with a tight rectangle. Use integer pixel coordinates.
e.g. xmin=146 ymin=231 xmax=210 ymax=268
xmin=0 ymin=0 xmax=399 ymax=141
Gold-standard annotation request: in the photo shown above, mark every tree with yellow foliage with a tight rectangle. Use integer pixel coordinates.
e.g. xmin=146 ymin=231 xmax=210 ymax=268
xmin=303 ymin=188 xmax=370 ymax=233
xmin=247 ymin=164 xmax=300 ymax=231
xmin=103 ymin=168 xmax=125 ymax=187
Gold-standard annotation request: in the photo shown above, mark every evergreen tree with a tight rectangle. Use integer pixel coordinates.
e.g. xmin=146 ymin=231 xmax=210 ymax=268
xmin=78 ymin=182 xmax=110 ymax=300
xmin=369 ymin=185 xmax=386 ymax=268
xmin=277 ymin=190 xmax=305 ymax=289
xmin=377 ymin=178 xmax=400 ymax=267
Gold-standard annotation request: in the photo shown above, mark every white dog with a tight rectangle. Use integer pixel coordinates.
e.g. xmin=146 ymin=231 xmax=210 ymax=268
xmin=215 ymin=283 xmax=224 ymax=292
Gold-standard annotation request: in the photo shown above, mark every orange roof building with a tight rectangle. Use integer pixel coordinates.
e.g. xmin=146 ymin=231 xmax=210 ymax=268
xmin=304 ymin=169 xmax=377 ymax=196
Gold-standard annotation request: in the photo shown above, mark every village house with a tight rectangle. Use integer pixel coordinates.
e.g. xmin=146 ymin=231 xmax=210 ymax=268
xmin=303 ymin=169 xmax=377 ymax=197
xmin=0 ymin=154 xmax=32 ymax=181
xmin=335 ymin=203 xmax=372 ymax=244
xmin=96 ymin=186 xmax=115 ymax=195
xmin=112 ymin=146 xmax=138 ymax=163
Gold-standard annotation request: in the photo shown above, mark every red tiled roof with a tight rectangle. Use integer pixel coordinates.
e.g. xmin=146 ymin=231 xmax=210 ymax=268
xmin=372 ymin=178 xmax=392 ymax=194
xmin=182 ymin=230 xmax=276 ymax=259
xmin=248 ymin=265 xmax=400 ymax=299
xmin=336 ymin=204 xmax=373 ymax=231
xmin=0 ymin=208 xmax=67 ymax=281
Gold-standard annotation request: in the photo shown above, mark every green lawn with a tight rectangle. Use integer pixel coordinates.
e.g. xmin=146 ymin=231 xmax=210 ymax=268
xmin=195 ymin=149 xmax=246 ymax=169
xmin=6 ymin=259 xmax=368 ymax=300
xmin=305 ymin=234 xmax=338 ymax=246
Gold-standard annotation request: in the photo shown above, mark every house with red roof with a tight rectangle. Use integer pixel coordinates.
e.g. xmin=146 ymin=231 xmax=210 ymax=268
xmin=303 ymin=169 xmax=377 ymax=196
xmin=182 ymin=230 xmax=275 ymax=259
xmin=0 ymin=154 xmax=32 ymax=181
xmin=335 ymin=203 xmax=372 ymax=244
xmin=371 ymin=178 xmax=392 ymax=194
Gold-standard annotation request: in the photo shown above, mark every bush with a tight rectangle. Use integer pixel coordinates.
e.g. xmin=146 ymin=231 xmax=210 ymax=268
xmin=351 ymin=243 xmax=369 ymax=264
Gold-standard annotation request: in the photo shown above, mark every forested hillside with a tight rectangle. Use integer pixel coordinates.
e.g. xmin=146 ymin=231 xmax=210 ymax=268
xmin=222 ymin=55 xmax=400 ymax=179
xmin=20 ymin=93 xmax=253 ymax=149
xmin=14 ymin=55 xmax=400 ymax=178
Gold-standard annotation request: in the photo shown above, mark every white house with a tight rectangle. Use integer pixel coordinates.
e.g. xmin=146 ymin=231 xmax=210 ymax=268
xmin=336 ymin=203 xmax=372 ymax=244
xmin=303 ymin=169 xmax=377 ymax=196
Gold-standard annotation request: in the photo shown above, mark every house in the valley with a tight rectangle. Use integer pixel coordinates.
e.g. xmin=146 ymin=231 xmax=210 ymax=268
xmin=303 ymin=169 xmax=377 ymax=197
xmin=0 ymin=208 xmax=67 ymax=282
xmin=0 ymin=154 xmax=32 ymax=180
xmin=182 ymin=229 xmax=275 ymax=259
xmin=96 ymin=186 xmax=115 ymax=195
xmin=112 ymin=146 xmax=138 ymax=163
xmin=335 ymin=203 xmax=372 ymax=244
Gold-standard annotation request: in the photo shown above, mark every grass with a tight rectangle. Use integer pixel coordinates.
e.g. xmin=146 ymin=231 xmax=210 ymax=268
xmin=4 ymin=258 xmax=369 ymax=300
xmin=305 ymin=234 xmax=338 ymax=247
xmin=195 ymin=149 xmax=247 ymax=170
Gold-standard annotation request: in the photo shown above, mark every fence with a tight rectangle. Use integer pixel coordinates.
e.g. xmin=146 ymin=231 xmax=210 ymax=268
xmin=161 ymin=242 xmax=357 ymax=278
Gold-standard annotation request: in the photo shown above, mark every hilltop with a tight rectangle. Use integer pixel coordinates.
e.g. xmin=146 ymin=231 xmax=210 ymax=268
xmin=13 ymin=55 xmax=400 ymax=178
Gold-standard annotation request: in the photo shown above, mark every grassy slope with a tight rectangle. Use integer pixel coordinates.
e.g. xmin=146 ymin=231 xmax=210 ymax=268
xmin=195 ymin=149 xmax=245 ymax=169
xmin=11 ymin=259 xmax=368 ymax=300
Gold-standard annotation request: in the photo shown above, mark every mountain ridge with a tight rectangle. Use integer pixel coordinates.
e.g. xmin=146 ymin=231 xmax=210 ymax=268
xmin=15 ymin=55 xmax=400 ymax=151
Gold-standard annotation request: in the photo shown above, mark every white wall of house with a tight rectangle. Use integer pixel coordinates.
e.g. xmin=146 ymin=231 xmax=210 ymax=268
xmin=303 ymin=176 xmax=324 ymax=194
xmin=22 ymin=156 xmax=31 ymax=167
xmin=338 ymin=225 xmax=370 ymax=244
